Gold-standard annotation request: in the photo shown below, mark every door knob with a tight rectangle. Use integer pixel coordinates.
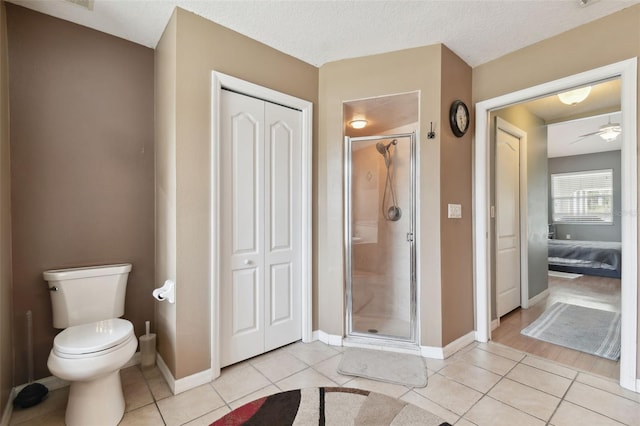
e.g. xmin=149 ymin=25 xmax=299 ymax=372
xmin=244 ymin=259 xmax=251 ymax=265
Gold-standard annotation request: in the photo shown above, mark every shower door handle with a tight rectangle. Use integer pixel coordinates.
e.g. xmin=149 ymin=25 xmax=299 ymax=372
xmin=406 ymin=233 xmax=414 ymax=242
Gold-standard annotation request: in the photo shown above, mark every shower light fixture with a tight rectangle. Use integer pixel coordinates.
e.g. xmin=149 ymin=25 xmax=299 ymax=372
xmin=558 ymin=86 xmax=592 ymax=105
xmin=350 ymin=119 xmax=368 ymax=129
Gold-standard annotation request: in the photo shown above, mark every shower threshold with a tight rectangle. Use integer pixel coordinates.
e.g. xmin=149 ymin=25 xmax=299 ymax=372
xmin=343 ymin=335 xmax=420 ymax=355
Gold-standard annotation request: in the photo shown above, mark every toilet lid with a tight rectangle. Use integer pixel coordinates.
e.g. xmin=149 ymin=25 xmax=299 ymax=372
xmin=53 ymin=318 xmax=133 ymax=356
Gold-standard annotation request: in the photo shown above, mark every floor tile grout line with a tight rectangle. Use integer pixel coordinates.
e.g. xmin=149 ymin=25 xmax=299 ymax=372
xmin=543 ymin=373 xmax=579 ymax=426
xmin=446 ymin=352 xmax=549 ymax=424
xmin=214 ymin=361 xmax=280 ymax=406
xmin=547 ymin=366 xmax=632 ymax=426
xmin=561 ymin=380 xmax=637 ymax=425
xmin=518 ymin=354 xmax=579 ymax=380
xmin=499 ymin=362 xmax=575 ymax=402
xmin=417 ymin=371 xmax=484 ymax=419
xmin=499 ymin=350 xmax=565 ymax=424
xmin=208 ymin=381 xmax=233 ymax=413
xmin=399 ymin=387 xmax=462 ymax=424
xmin=574 ymin=375 xmax=640 ymax=405
xmin=520 ymin=354 xmax=639 ymax=405
xmin=472 ymin=343 xmax=527 ymax=364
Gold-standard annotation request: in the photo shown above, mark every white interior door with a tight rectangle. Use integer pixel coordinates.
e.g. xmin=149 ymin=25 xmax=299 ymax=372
xmin=220 ymin=89 xmax=301 ymax=367
xmin=263 ymin=102 xmax=301 ymax=351
xmin=496 ymin=124 xmax=521 ymax=317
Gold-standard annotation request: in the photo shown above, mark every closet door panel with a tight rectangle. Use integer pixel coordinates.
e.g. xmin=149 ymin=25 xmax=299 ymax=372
xmin=220 ymin=90 xmax=265 ymax=366
xmin=264 ymin=102 xmax=301 ymax=351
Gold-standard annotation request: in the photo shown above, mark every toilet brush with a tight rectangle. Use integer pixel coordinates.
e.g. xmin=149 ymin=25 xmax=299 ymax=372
xmin=139 ymin=320 xmax=156 ymax=369
xmin=13 ymin=311 xmax=48 ymax=409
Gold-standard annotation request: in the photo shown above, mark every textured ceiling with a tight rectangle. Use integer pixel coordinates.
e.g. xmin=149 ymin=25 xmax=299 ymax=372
xmin=7 ymin=0 xmax=640 ymax=67
xmin=8 ymin=0 xmax=630 ymax=159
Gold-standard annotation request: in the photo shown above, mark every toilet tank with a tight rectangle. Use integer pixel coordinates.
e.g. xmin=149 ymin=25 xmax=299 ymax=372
xmin=43 ymin=263 xmax=132 ymax=329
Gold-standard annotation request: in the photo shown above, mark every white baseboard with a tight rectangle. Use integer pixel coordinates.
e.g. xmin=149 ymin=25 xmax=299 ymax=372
xmin=342 ymin=338 xmax=420 ymax=355
xmin=314 ymin=328 xmax=476 ymax=361
xmin=419 ymin=345 xmax=444 ymax=359
xmin=620 ymin=374 xmax=639 ymax=393
xmin=442 ymin=331 xmax=476 ymax=358
xmin=491 ymin=318 xmax=500 ymax=331
xmin=528 ymin=289 xmax=549 ymax=307
xmin=314 ymin=330 xmax=343 ymax=347
xmin=420 ymin=331 xmax=476 ymax=360
xmin=156 ymin=353 xmax=213 ymax=395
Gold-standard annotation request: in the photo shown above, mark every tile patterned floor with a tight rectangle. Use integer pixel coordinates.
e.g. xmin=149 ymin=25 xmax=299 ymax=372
xmin=9 ymin=340 xmax=640 ymax=425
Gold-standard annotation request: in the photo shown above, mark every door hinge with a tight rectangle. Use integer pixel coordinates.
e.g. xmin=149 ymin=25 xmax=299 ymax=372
xmin=406 ymin=232 xmax=414 ymax=242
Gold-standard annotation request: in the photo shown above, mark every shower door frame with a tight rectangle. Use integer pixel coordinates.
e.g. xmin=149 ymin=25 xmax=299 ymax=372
xmin=344 ymin=132 xmax=417 ymax=345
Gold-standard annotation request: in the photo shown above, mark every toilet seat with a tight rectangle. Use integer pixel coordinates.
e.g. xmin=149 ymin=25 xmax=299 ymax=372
xmin=53 ymin=318 xmax=134 ymax=359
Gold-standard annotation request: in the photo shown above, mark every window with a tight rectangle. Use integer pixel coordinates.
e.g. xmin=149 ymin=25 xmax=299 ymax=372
xmin=551 ymin=169 xmax=613 ymax=224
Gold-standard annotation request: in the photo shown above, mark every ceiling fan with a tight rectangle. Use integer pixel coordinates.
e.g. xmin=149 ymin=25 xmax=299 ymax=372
xmin=571 ymin=116 xmax=621 ymax=144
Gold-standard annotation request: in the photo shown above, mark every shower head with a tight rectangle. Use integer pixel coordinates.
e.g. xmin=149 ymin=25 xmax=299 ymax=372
xmin=375 ymin=139 xmax=397 ymax=156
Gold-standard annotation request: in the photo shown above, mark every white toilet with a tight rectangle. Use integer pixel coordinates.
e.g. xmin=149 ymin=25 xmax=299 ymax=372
xmin=44 ymin=263 xmax=137 ymax=426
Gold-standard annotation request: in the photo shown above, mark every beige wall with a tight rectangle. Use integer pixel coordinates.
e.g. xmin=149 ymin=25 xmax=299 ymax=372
xmin=0 ymin=0 xmax=12 ymax=413
xmin=318 ymin=45 xmax=473 ymax=347
xmin=440 ymin=46 xmax=474 ymax=345
xmin=473 ymin=4 xmax=640 ymax=375
xmin=155 ymin=11 xmax=178 ymax=374
xmin=6 ymin=4 xmax=155 ymax=382
xmin=155 ymin=8 xmax=319 ymax=379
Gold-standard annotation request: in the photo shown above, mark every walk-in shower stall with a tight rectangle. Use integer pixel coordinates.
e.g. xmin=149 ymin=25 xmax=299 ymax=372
xmin=344 ymin=132 xmax=416 ymax=344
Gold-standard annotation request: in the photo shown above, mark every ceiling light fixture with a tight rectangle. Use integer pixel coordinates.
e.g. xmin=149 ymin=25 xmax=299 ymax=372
xmin=350 ymin=119 xmax=368 ymax=129
xmin=557 ymin=86 xmax=592 ymax=105
xmin=599 ymin=123 xmax=621 ymax=142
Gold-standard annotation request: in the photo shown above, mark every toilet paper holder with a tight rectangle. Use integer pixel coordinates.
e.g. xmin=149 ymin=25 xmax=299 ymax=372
xmin=153 ymin=280 xmax=175 ymax=303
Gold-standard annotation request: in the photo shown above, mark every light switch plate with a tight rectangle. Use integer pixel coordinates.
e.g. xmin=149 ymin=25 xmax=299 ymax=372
xmin=448 ymin=203 xmax=462 ymax=219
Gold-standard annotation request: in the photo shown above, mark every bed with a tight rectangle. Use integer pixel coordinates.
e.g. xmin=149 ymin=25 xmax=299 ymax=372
xmin=548 ymin=239 xmax=622 ymax=278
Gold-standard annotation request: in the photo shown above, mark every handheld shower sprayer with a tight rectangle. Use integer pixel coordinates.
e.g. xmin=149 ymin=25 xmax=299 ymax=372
xmin=375 ymin=139 xmax=397 ymax=156
xmin=375 ymin=139 xmax=402 ymax=221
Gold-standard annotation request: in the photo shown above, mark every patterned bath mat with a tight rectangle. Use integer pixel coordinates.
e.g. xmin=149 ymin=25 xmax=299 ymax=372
xmin=211 ymin=387 xmax=450 ymax=426
xmin=521 ymin=302 xmax=621 ymax=360
xmin=337 ymin=347 xmax=428 ymax=387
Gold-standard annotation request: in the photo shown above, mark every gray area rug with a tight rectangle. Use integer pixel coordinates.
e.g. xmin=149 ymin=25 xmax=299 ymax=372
xmin=337 ymin=348 xmax=428 ymax=388
xmin=521 ymin=302 xmax=621 ymax=360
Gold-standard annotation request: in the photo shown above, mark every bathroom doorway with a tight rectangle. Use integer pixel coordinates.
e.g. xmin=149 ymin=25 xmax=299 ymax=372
xmin=473 ymin=59 xmax=638 ymax=391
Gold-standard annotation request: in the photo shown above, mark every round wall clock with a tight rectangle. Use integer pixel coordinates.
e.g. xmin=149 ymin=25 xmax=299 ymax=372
xmin=449 ymin=100 xmax=470 ymax=137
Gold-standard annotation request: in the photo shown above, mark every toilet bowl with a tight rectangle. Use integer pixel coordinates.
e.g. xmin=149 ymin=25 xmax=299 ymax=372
xmin=43 ymin=263 xmax=135 ymax=426
xmin=47 ymin=319 xmax=137 ymax=426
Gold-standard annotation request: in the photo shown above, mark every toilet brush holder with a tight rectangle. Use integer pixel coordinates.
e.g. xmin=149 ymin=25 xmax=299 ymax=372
xmin=139 ymin=321 xmax=156 ymax=369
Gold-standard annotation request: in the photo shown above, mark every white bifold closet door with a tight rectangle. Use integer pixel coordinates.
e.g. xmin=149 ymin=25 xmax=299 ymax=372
xmin=220 ymin=89 xmax=302 ymax=367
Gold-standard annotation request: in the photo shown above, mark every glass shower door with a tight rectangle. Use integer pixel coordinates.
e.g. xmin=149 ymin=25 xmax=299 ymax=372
xmin=345 ymin=133 xmax=416 ymax=343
